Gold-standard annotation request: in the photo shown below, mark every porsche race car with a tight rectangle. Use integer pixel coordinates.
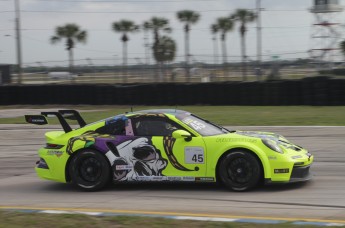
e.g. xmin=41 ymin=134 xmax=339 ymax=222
xmin=26 ymin=109 xmax=313 ymax=191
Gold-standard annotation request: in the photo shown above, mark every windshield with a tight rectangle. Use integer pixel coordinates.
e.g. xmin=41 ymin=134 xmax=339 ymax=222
xmin=177 ymin=114 xmax=227 ymax=136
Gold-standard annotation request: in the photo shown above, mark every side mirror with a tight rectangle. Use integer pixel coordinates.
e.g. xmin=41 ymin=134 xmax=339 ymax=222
xmin=172 ymin=130 xmax=192 ymax=142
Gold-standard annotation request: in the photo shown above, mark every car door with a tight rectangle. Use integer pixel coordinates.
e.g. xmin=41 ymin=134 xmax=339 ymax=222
xmin=130 ymin=115 xmax=208 ymax=182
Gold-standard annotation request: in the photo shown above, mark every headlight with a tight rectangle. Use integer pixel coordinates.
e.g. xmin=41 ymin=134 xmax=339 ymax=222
xmin=262 ymin=139 xmax=283 ymax=154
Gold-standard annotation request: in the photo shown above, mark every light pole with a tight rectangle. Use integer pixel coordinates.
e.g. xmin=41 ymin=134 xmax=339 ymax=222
xmin=113 ymin=54 xmax=118 ymax=81
xmin=14 ymin=0 xmax=23 ymax=84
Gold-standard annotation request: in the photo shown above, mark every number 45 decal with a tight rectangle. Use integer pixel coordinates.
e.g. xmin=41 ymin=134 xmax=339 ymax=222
xmin=185 ymin=147 xmax=205 ymax=164
xmin=192 ymin=154 xmax=204 ymax=163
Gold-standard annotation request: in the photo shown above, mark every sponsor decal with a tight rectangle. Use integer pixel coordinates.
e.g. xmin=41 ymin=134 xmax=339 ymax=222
xmin=136 ymin=176 xmax=152 ymax=181
xmin=25 ymin=115 xmax=48 ymax=125
xmin=185 ymin=147 xmax=204 ymax=164
xmin=291 ymin=155 xmax=303 ymax=159
xmin=195 ymin=177 xmax=214 ymax=182
xmin=274 ymin=169 xmax=289 ymax=174
xmin=182 ymin=176 xmax=195 ymax=181
xmin=167 ymin=176 xmax=182 ymax=181
xmin=268 ymin=156 xmax=277 ymax=160
xmin=152 ymin=176 xmax=164 ymax=181
xmin=135 ymin=176 xmax=168 ymax=181
xmin=133 ymin=176 xmax=210 ymax=182
xmin=182 ymin=118 xmax=206 ymax=130
xmin=47 ymin=150 xmax=63 ymax=157
xmin=115 ymin=165 xmax=133 ymax=171
xmin=215 ymin=138 xmax=257 ymax=143
xmin=31 ymin=118 xmax=45 ymax=123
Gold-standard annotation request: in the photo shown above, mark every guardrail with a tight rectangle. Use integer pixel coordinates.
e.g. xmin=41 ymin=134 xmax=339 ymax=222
xmin=0 ymin=77 xmax=344 ymax=105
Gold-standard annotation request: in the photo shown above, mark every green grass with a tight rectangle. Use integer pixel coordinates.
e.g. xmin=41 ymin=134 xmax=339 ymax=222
xmin=0 ymin=210 xmax=338 ymax=228
xmin=1 ymin=105 xmax=345 ymax=126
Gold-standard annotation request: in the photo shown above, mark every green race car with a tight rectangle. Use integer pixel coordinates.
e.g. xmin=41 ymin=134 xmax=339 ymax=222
xmin=26 ymin=109 xmax=313 ymax=191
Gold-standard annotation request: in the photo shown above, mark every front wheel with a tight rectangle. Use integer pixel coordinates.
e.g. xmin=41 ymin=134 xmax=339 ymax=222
xmin=69 ymin=150 xmax=111 ymax=191
xmin=218 ymin=151 xmax=262 ymax=191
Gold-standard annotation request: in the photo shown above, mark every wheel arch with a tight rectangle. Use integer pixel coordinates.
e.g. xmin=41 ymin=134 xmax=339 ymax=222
xmin=215 ymin=147 xmax=270 ymax=182
xmin=65 ymin=148 xmax=113 ymax=183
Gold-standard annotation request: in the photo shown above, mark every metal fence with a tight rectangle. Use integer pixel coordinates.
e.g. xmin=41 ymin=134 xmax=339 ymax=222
xmin=8 ymin=63 xmax=320 ymax=85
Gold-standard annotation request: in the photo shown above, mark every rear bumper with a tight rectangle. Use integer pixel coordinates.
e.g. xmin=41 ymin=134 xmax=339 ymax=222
xmin=34 ymin=147 xmax=68 ymax=183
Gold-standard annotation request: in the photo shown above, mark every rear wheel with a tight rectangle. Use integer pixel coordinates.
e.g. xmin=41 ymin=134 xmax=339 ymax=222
xmin=69 ymin=150 xmax=110 ymax=191
xmin=218 ymin=151 xmax=261 ymax=191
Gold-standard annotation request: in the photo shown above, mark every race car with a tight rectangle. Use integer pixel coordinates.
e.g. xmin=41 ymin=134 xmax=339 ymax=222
xmin=25 ymin=109 xmax=313 ymax=191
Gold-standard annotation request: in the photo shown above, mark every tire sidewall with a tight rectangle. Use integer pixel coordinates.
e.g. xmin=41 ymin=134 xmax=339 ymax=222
xmin=219 ymin=151 xmax=261 ymax=191
xmin=69 ymin=150 xmax=110 ymax=191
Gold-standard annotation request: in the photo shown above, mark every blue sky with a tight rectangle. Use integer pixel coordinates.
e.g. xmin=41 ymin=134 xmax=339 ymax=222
xmin=0 ymin=0 xmax=344 ymax=67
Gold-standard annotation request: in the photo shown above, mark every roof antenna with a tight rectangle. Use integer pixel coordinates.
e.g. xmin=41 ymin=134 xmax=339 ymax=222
xmin=175 ymin=105 xmax=177 ymax=112
xmin=131 ymin=107 xmax=133 ymax=112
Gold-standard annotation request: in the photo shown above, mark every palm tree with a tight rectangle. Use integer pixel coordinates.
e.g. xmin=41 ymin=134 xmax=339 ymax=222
xmin=177 ymin=10 xmax=200 ymax=82
xmin=153 ymin=36 xmax=176 ymax=82
xmin=213 ymin=17 xmax=234 ymax=77
xmin=144 ymin=17 xmax=171 ymax=46
xmin=142 ymin=21 xmax=152 ymax=65
xmin=211 ymin=23 xmax=219 ymax=65
xmin=50 ymin=23 xmax=87 ymax=78
xmin=112 ymin=20 xmax=139 ymax=82
xmin=153 ymin=36 xmax=176 ymax=63
xmin=231 ymin=9 xmax=257 ymax=81
xmin=142 ymin=17 xmax=172 ymax=81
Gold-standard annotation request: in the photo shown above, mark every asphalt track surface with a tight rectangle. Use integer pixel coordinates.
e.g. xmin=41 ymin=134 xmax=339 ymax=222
xmin=0 ymin=124 xmax=344 ymax=222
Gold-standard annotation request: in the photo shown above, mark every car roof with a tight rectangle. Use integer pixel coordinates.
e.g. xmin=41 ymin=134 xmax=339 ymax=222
xmin=130 ymin=109 xmax=191 ymax=117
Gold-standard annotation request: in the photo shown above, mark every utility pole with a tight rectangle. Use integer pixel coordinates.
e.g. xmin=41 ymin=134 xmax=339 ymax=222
xmin=256 ymin=0 xmax=262 ymax=65
xmin=143 ymin=29 xmax=150 ymax=66
xmin=14 ymin=0 xmax=23 ymax=84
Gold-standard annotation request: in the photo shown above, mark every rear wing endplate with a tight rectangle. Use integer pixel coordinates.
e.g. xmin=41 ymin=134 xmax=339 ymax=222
xmin=25 ymin=110 xmax=87 ymax=133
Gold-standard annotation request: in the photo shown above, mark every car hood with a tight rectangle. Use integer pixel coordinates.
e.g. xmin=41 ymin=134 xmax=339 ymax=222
xmin=234 ymin=131 xmax=289 ymax=143
xmin=234 ymin=130 xmax=307 ymax=151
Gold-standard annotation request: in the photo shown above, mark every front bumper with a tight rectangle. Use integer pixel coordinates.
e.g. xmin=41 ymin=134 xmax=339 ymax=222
xmin=265 ymin=165 xmax=312 ymax=184
xmin=290 ymin=165 xmax=312 ymax=182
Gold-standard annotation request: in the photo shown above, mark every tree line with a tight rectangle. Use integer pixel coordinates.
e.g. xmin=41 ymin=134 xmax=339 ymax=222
xmin=50 ymin=9 xmax=256 ymax=82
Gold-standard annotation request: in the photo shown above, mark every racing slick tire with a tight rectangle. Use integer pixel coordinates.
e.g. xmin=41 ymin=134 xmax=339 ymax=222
xmin=69 ymin=149 xmax=111 ymax=191
xmin=218 ymin=151 xmax=262 ymax=191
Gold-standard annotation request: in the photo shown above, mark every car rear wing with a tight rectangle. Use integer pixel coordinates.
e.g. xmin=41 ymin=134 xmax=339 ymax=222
xmin=25 ymin=109 xmax=87 ymax=133
xmin=58 ymin=110 xmax=87 ymax=127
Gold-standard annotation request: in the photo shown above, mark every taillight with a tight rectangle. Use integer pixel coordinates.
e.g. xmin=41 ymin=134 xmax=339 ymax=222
xmin=45 ymin=143 xmax=64 ymax=149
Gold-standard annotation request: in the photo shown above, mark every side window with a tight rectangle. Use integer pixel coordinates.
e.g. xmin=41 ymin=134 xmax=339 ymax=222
xmin=96 ymin=117 xmax=126 ymax=135
xmin=133 ymin=117 xmax=182 ymax=137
